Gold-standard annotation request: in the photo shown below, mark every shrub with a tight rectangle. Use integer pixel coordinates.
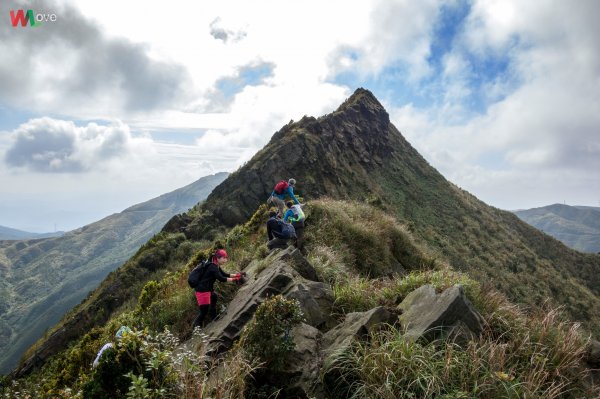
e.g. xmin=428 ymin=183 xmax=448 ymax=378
xmin=239 ymin=295 xmax=304 ymax=371
xmin=137 ymin=280 xmax=160 ymax=312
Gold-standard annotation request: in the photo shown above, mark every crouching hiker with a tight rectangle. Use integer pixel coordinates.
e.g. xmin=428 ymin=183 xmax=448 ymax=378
xmin=266 ymin=210 xmax=296 ymax=250
xmin=189 ymin=249 xmax=242 ymax=329
xmin=92 ymin=325 xmax=132 ymax=367
xmin=283 ymin=201 xmax=306 ymax=250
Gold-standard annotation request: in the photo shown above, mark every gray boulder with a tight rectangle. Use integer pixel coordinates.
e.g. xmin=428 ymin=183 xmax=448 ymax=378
xmin=398 ymin=284 xmax=484 ymax=344
xmin=277 ymin=323 xmax=323 ymax=398
xmin=286 ymin=281 xmax=335 ymax=330
xmin=321 ymin=307 xmax=397 ymax=397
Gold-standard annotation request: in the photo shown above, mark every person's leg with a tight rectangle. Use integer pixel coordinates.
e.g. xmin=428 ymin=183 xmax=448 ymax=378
xmin=193 ymin=305 xmax=209 ymax=328
xmin=272 ymin=197 xmax=285 ymax=216
xmin=295 ymin=226 xmax=304 ymax=250
xmin=209 ymin=292 xmax=218 ymax=321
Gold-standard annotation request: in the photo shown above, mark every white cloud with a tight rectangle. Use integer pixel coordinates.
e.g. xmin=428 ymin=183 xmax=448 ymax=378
xmin=390 ymin=0 xmax=600 ymax=209
xmin=1 ymin=0 xmax=599 ymax=230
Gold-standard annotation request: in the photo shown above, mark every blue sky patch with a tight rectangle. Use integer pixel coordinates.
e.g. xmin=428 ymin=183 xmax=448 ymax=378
xmin=216 ymin=62 xmax=275 ymax=100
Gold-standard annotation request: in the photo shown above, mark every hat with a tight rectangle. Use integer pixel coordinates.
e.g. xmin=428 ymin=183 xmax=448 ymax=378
xmin=214 ymin=249 xmax=228 ymax=259
xmin=288 ymin=178 xmax=296 ymax=185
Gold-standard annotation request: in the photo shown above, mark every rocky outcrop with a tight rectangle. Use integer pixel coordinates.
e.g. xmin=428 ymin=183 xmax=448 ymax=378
xmin=397 ymin=284 xmax=484 ymax=344
xmin=183 ymin=245 xmax=490 ymax=397
xmin=187 ymin=248 xmax=335 ymax=356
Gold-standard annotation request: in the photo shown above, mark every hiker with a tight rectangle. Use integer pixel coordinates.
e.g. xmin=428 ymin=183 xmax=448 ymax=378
xmin=92 ymin=325 xmax=132 ymax=367
xmin=266 ymin=210 xmax=296 ymax=250
xmin=268 ymin=178 xmax=300 ymax=216
xmin=283 ymin=201 xmax=306 ymax=250
xmin=192 ymin=249 xmax=242 ymax=329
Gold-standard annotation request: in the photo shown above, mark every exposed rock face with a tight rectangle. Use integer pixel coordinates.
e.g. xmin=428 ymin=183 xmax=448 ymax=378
xmin=398 ymin=284 xmax=484 ymax=343
xmin=279 ymin=323 xmax=323 ymax=397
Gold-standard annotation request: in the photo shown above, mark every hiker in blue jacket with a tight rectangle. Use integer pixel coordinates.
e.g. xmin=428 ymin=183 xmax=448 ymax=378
xmin=193 ymin=249 xmax=241 ymax=328
xmin=268 ymin=178 xmax=300 ymax=216
xmin=266 ymin=210 xmax=296 ymax=250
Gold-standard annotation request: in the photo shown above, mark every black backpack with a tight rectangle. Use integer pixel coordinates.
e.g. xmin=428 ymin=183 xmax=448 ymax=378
xmin=187 ymin=260 xmax=208 ymax=289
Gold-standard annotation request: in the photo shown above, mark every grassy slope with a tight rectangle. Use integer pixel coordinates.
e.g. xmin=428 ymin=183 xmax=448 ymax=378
xmin=0 ymin=173 xmax=227 ymax=374
xmin=4 ymin=199 xmax=597 ymax=398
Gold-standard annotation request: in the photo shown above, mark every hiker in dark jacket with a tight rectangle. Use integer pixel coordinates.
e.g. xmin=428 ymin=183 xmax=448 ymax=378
xmin=268 ymin=178 xmax=300 ymax=216
xmin=193 ymin=249 xmax=241 ymax=328
xmin=283 ymin=201 xmax=306 ymax=250
xmin=266 ymin=210 xmax=296 ymax=250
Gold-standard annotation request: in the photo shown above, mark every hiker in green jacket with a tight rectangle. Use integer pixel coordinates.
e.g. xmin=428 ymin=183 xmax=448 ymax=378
xmin=283 ymin=201 xmax=306 ymax=250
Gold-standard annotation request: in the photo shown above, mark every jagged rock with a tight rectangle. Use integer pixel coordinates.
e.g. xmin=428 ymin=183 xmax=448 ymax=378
xmin=278 ymin=248 xmax=320 ymax=282
xmin=398 ymin=284 xmax=484 ymax=343
xmin=276 ymin=323 xmax=323 ymax=398
xmin=320 ymin=307 xmax=397 ymax=397
xmin=286 ymin=282 xmax=335 ymax=330
xmin=321 ymin=306 xmax=397 ymax=358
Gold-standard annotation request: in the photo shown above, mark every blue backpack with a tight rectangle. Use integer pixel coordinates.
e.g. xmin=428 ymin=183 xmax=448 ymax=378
xmin=280 ymin=222 xmax=296 ymax=239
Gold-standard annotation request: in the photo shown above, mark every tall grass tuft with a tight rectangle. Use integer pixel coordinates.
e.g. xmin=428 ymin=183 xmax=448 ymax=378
xmin=326 ymin=290 xmax=599 ymax=399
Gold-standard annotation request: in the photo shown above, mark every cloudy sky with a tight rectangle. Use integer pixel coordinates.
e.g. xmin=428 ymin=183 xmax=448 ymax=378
xmin=1 ymin=0 xmax=598 ymax=232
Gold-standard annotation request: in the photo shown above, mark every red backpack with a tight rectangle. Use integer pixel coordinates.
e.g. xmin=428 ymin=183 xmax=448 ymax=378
xmin=273 ymin=180 xmax=289 ymax=195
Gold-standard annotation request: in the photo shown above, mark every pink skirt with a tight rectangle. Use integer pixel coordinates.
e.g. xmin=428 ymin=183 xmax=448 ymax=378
xmin=195 ymin=292 xmax=211 ymax=305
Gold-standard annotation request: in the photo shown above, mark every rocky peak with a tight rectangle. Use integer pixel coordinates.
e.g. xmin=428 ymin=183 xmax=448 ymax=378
xmin=331 ymin=87 xmax=390 ymax=126
xmin=163 ymin=88 xmax=423 ymax=236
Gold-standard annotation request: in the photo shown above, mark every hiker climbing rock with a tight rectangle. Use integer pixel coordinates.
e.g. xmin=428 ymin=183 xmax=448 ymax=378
xmin=268 ymin=178 xmax=300 ymax=216
xmin=190 ymin=249 xmax=242 ymax=329
xmin=283 ymin=201 xmax=306 ymax=250
xmin=266 ymin=210 xmax=296 ymax=250
xmin=92 ymin=325 xmax=132 ymax=367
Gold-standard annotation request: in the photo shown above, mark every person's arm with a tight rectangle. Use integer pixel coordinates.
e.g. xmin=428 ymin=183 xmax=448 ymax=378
xmin=211 ymin=264 xmax=229 ymax=283
xmin=283 ymin=209 xmax=294 ymax=222
xmin=287 ymin=186 xmax=300 ymax=204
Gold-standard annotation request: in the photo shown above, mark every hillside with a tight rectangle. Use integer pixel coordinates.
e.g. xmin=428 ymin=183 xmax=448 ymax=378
xmin=6 ymin=89 xmax=600 ymax=396
xmin=161 ymin=89 xmax=600 ymax=332
xmin=0 ymin=172 xmax=227 ymax=374
xmin=0 ymin=226 xmax=63 ymax=241
xmin=514 ymin=204 xmax=600 ymax=253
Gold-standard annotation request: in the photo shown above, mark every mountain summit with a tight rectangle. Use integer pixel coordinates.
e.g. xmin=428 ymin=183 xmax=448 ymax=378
xmin=164 ymin=88 xmax=436 ymax=237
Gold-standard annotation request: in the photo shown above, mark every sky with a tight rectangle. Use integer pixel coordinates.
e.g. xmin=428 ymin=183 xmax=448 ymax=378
xmin=1 ymin=0 xmax=599 ymax=232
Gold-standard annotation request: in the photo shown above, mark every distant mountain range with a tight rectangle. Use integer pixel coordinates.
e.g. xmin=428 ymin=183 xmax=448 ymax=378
xmin=0 ymin=226 xmax=64 ymax=241
xmin=514 ymin=204 xmax=600 ymax=253
xmin=0 ymin=172 xmax=227 ymax=373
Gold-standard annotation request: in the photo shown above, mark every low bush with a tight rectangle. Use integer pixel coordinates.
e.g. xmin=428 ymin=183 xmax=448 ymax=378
xmin=239 ymin=295 xmax=304 ymax=371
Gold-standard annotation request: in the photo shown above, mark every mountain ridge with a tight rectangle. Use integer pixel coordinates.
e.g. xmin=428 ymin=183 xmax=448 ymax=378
xmin=10 ymin=88 xmax=600 ymax=381
xmin=514 ymin=203 xmax=600 ymax=253
xmin=0 ymin=225 xmax=64 ymax=241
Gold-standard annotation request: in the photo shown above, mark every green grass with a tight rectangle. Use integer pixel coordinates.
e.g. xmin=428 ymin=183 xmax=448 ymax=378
xmin=325 ymin=290 xmax=598 ymax=399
